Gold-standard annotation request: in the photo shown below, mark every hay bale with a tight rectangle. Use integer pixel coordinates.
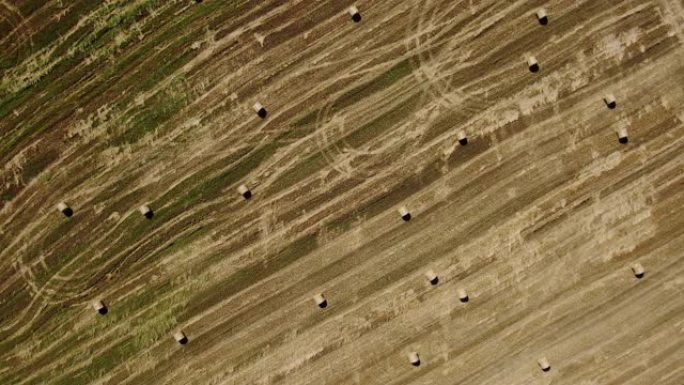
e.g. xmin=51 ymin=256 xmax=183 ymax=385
xmin=458 ymin=288 xmax=469 ymax=303
xmin=617 ymin=127 xmax=629 ymax=144
xmin=237 ymin=184 xmax=252 ymax=200
xmin=538 ymin=357 xmax=551 ymax=371
xmin=631 ymin=263 xmax=645 ymax=278
xmin=313 ymin=293 xmax=327 ymax=308
xmin=528 ymin=56 xmax=540 ymax=73
xmin=348 ymin=6 xmax=361 ymax=22
xmin=425 ymin=270 xmax=439 ymax=285
xmin=56 ymin=202 xmax=73 ymax=217
xmin=457 ymin=130 xmax=468 ymax=146
xmin=253 ymin=102 xmax=267 ymax=118
xmin=536 ymin=9 xmax=548 ymax=25
xmin=398 ymin=206 xmax=411 ymax=222
xmin=91 ymin=299 xmax=108 ymax=315
xmin=604 ymin=94 xmax=617 ymax=109
xmin=174 ymin=330 xmax=188 ymax=345
xmin=408 ymin=351 xmax=420 ymax=366
xmin=139 ymin=204 xmax=154 ymax=219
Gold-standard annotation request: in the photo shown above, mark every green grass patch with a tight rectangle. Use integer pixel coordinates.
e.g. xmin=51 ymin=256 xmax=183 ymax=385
xmin=0 ymin=190 xmax=13 ymax=202
xmin=132 ymin=295 xmax=182 ymax=350
xmin=0 ymin=286 xmax=31 ymax=327
xmin=17 ymin=0 xmax=46 ymax=16
xmin=41 ymin=243 xmax=91 ymax=285
xmin=266 ymin=152 xmax=328 ymax=194
xmin=291 ymin=108 xmax=319 ymax=128
xmin=84 ymin=143 xmax=276 ymax=274
xmin=153 ymin=146 xmax=252 ymax=207
xmin=280 ymin=109 xmax=320 ymax=141
xmin=0 ymin=84 xmax=33 ymax=123
xmin=325 ymin=157 xmax=444 ymax=236
xmin=110 ymin=77 xmax=190 ymax=146
xmin=332 ymin=58 xmax=413 ymax=112
xmin=57 ymin=339 xmax=136 ymax=385
xmin=179 ymin=232 xmax=319 ymax=322
xmin=0 ymin=308 xmax=83 ymax=383
xmin=20 ymin=147 xmax=60 ymax=183
xmin=268 ymin=90 xmax=423 ymax=193
xmin=45 ymin=281 xmax=189 ymax=384
xmin=0 ymin=51 xmax=86 ymax=156
xmin=342 ymin=91 xmax=422 ymax=149
xmin=98 ymin=39 xmax=197 ymax=117
xmin=56 ymin=147 xmax=253 ymax=278
xmin=19 ymin=280 xmax=175 ymax=384
xmin=174 ymin=142 xmax=280 ymax=209
xmin=1 ymin=1 xmax=194 ymax=156
xmin=77 ymin=0 xmax=161 ymax=57
xmin=31 ymin=1 xmax=101 ymax=53
xmin=39 ymin=220 xmax=75 ymax=253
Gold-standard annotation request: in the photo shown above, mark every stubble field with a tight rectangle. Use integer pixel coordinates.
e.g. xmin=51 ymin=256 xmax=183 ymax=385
xmin=1 ymin=0 xmax=683 ymax=384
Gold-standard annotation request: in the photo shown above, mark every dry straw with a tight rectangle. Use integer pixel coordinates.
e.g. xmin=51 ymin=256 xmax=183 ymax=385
xmin=538 ymin=357 xmax=551 ymax=372
xmin=174 ymin=330 xmax=188 ymax=345
xmin=398 ymin=206 xmax=411 ymax=222
xmin=253 ymin=102 xmax=267 ymax=118
xmin=425 ymin=270 xmax=439 ymax=285
xmin=91 ymin=299 xmax=108 ymax=315
xmin=536 ymin=9 xmax=548 ymax=25
xmin=457 ymin=130 xmax=468 ymax=146
xmin=527 ymin=56 xmax=539 ymax=72
xmin=631 ymin=263 xmax=644 ymax=278
xmin=56 ymin=202 xmax=73 ymax=217
xmin=348 ymin=6 xmax=361 ymax=22
xmin=238 ymin=184 xmax=252 ymax=200
xmin=408 ymin=352 xmax=420 ymax=366
xmin=313 ymin=293 xmax=327 ymax=308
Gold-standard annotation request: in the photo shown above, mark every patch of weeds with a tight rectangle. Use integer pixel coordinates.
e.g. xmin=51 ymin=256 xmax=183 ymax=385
xmin=78 ymin=0 xmax=161 ymax=57
xmin=17 ymin=0 xmax=45 ymax=16
xmin=154 ymin=146 xmax=252 ymax=205
xmin=20 ymin=147 xmax=60 ymax=183
xmin=281 ymin=109 xmax=319 ymax=141
xmin=132 ymin=291 xmax=187 ymax=350
xmin=0 ymin=190 xmax=13 ymax=202
xmin=30 ymin=2 xmax=100 ymax=51
xmin=179 ymin=232 xmax=318 ymax=321
xmin=110 ymin=76 xmax=190 ymax=146
xmin=39 ymin=173 xmax=53 ymax=185
xmin=291 ymin=108 xmax=319 ymax=128
xmin=39 ymin=220 xmax=76 ymax=256
xmin=70 ymin=339 xmax=136 ymax=384
xmin=0 ymin=287 xmax=31 ymax=328
xmin=0 ymin=52 xmax=86 ymax=155
xmin=266 ymin=152 xmax=328 ymax=194
xmin=332 ymin=58 xmax=413 ymax=111
xmin=268 ymin=90 xmax=423 ymax=193
xmin=342 ymin=90 xmax=423 ymax=149
xmin=175 ymin=142 xmax=280 ymax=209
xmin=84 ymin=144 xmax=271 ymax=273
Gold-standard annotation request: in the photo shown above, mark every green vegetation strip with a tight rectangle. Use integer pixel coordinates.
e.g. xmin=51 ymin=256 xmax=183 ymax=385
xmin=179 ymin=233 xmax=318 ymax=322
xmin=268 ymin=90 xmax=423 ymax=193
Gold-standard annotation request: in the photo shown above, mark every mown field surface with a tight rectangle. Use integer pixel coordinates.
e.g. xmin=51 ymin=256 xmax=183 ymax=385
xmin=1 ymin=0 xmax=683 ymax=384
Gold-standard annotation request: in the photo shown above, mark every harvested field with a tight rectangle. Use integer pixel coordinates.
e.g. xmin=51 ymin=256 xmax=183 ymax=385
xmin=1 ymin=0 xmax=683 ymax=384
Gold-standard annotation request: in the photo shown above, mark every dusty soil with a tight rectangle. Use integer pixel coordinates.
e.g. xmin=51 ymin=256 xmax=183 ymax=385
xmin=0 ymin=0 xmax=683 ymax=384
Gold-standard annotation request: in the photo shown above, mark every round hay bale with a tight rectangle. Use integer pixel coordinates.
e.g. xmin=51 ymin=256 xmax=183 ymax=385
xmin=313 ymin=293 xmax=327 ymax=308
